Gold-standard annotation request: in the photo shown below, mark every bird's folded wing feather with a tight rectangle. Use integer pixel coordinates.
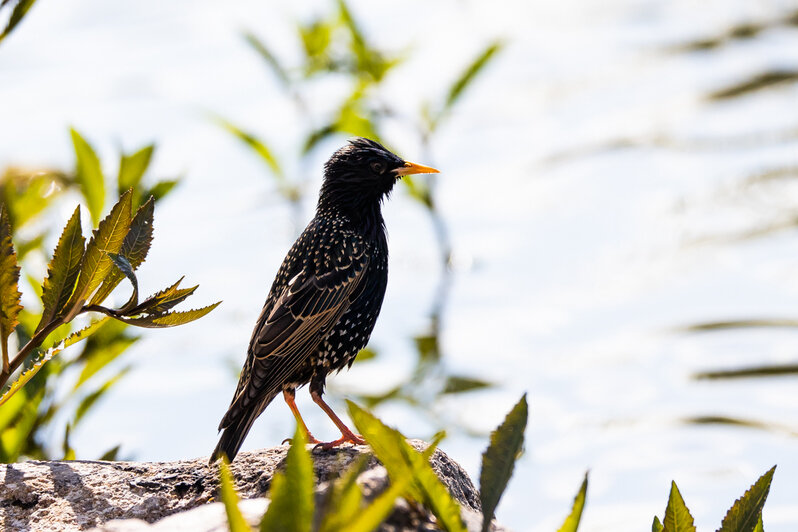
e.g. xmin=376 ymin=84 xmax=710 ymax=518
xmin=227 ymin=235 xmax=369 ymax=420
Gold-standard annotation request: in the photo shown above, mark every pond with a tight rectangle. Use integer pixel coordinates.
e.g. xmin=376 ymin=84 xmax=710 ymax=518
xmin=1 ymin=0 xmax=797 ymax=530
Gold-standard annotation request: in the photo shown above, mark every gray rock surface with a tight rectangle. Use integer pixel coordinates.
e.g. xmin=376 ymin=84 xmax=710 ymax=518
xmin=1 ymin=440 xmax=505 ymax=532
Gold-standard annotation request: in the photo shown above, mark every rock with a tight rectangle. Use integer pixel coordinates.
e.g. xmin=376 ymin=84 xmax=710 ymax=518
xmin=0 ymin=440 xmax=507 ymax=532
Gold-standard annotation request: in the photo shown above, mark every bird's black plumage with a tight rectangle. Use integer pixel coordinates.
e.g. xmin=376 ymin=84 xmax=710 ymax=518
xmin=211 ymin=137 xmax=439 ymax=462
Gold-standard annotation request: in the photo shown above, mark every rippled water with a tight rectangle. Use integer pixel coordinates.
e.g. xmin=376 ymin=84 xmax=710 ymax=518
xmin=2 ymin=1 xmax=798 ymax=530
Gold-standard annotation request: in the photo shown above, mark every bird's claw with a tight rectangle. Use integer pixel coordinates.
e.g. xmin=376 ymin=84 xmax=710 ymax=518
xmin=312 ymin=432 xmax=366 ymax=452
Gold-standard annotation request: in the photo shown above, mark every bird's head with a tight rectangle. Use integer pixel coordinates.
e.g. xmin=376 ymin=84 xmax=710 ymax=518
xmin=319 ymin=137 xmax=439 ymax=215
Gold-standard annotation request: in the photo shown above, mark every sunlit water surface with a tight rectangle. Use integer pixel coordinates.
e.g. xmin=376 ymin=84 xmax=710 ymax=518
xmin=2 ymin=1 xmax=798 ymax=530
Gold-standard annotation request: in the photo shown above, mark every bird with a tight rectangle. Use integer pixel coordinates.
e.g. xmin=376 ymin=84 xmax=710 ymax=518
xmin=210 ymin=137 xmax=439 ymax=463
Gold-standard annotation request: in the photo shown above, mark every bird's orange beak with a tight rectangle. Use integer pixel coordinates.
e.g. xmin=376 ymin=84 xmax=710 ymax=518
xmin=394 ymin=161 xmax=440 ymax=177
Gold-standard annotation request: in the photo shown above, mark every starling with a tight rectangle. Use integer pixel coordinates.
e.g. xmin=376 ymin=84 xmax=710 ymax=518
xmin=210 ymin=137 xmax=439 ymax=463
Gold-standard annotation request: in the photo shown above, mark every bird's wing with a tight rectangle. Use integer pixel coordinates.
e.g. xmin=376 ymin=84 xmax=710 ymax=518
xmin=222 ymin=233 xmax=369 ymax=425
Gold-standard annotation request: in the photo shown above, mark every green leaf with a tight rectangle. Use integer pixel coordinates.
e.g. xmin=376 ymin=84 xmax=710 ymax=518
xmin=557 ymin=473 xmax=588 ymax=532
xmin=36 ymin=206 xmax=85 ymax=333
xmin=479 ymin=394 xmax=528 ymax=532
xmin=90 ymin=197 xmax=154 ymax=307
xmin=0 ymin=317 xmax=109 ymax=407
xmin=117 ymin=145 xmax=154 ymax=194
xmin=717 ymin=466 xmax=776 ymax=532
xmin=753 ymin=515 xmax=764 ymax=532
xmin=219 ymin=459 xmax=253 ymax=532
xmin=442 ymin=375 xmax=492 ymax=395
xmin=62 ymin=423 xmax=76 ymax=460
xmin=243 ymin=31 xmax=291 ymax=88
xmin=318 ymin=457 xmax=367 ymax=532
xmin=443 ymin=41 xmax=503 ymax=114
xmin=213 ymin=117 xmax=283 ymax=177
xmin=347 ymin=476 xmax=410 ymax=532
xmin=70 ymin=128 xmax=106 ymax=225
xmin=354 ymin=347 xmax=377 ymax=363
xmin=143 ymin=180 xmax=178 ymax=202
xmin=0 ymin=0 xmax=37 ymax=44
xmin=260 ymin=426 xmax=313 ymax=532
xmin=64 ymin=191 xmax=133 ymax=320
xmin=129 ymin=277 xmax=197 ymax=315
xmin=73 ymin=322 xmax=137 ymax=391
xmin=653 ymin=516 xmax=664 ymax=532
xmin=114 ymin=301 xmax=221 ymax=328
xmin=73 ymin=366 xmax=130 ymax=426
xmin=662 ymin=482 xmax=696 ymax=532
xmin=348 ymin=401 xmax=467 ymax=532
xmin=98 ymin=444 xmax=121 ymax=461
xmin=0 ymin=204 xmax=22 ymax=374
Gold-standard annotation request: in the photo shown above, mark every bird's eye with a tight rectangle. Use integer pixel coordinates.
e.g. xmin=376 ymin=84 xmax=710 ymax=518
xmin=370 ymin=161 xmax=385 ymax=174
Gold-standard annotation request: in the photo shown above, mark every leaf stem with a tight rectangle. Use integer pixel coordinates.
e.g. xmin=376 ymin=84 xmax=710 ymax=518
xmin=0 ymin=315 xmax=66 ymax=390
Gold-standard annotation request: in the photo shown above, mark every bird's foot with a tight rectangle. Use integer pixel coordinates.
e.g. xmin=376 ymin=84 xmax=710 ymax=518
xmin=313 ymin=430 xmax=366 ymax=451
xmin=282 ymin=433 xmax=321 ymax=446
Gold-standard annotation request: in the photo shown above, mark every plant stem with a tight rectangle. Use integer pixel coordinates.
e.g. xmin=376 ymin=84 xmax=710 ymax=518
xmin=0 ymin=316 xmax=65 ymax=391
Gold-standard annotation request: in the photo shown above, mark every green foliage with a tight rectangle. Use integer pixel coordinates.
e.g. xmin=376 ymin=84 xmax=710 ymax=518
xmin=348 ymin=400 xmax=467 ymax=532
xmin=479 ymin=394 xmax=528 ymax=532
xmin=260 ymin=427 xmax=313 ymax=532
xmin=0 ymin=0 xmax=37 ymax=45
xmin=653 ymin=516 xmax=664 ymax=532
xmin=0 ymin=205 xmax=22 ymax=374
xmin=0 ymin=128 xmax=212 ymax=462
xmin=662 ymin=482 xmax=696 ymax=532
xmin=717 ymin=466 xmax=775 ymax=532
xmin=556 ymin=473 xmax=588 ymax=532
xmin=219 ymin=459 xmax=252 ymax=532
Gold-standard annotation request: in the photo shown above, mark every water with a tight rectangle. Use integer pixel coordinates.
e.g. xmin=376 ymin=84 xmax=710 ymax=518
xmin=2 ymin=0 xmax=798 ymax=530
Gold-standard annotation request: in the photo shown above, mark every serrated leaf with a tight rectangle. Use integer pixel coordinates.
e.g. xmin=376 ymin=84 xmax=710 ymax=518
xmin=0 ymin=0 xmax=37 ymax=44
xmin=129 ymin=277 xmax=197 ymax=315
xmin=73 ymin=366 xmax=130 ymax=426
xmin=557 ymin=472 xmax=588 ymax=532
xmin=219 ymin=459 xmax=253 ymax=532
xmin=90 ymin=197 xmax=153 ymax=307
xmin=64 ymin=191 xmax=132 ymax=320
xmin=653 ymin=516 xmax=664 ymax=532
xmin=348 ymin=401 xmax=467 ymax=532
xmin=70 ymin=128 xmax=105 ymax=225
xmin=662 ymin=482 xmax=696 ymax=532
xmin=114 ymin=301 xmax=221 ymax=328
xmin=260 ymin=426 xmax=313 ymax=532
xmin=0 ymin=205 xmax=22 ymax=373
xmin=753 ymin=515 xmax=764 ymax=532
xmin=0 ymin=317 xmax=109 ymax=407
xmin=717 ymin=466 xmax=776 ymax=532
xmin=117 ymin=145 xmax=154 ymax=194
xmin=479 ymin=394 xmax=528 ymax=532
xmin=36 ymin=206 xmax=84 ymax=333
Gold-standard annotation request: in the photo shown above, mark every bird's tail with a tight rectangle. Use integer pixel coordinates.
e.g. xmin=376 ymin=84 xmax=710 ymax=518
xmin=209 ymin=390 xmax=278 ymax=464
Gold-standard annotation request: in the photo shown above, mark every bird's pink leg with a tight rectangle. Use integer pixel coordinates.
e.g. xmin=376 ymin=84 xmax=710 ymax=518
xmin=282 ymin=389 xmax=321 ymax=445
xmin=310 ymin=389 xmax=366 ymax=450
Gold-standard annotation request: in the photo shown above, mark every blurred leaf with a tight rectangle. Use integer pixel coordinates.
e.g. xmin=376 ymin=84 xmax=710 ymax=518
xmin=0 ymin=380 xmax=27 ymax=430
xmin=16 ymin=232 xmax=45 ymax=260
xmin=297 ymin=20 xmax=333 ymax=74
xmin=347 ymin=476 xmax=409 ymax=532
xmin=98 ymin=444 xmax=120 ymax=461
xmin=556 ymin=473 xmax=588 ymax=532
xmin=73 ymin=367 xmax=130 ymax=426
xmin=354 ymin=347 xmax=377 ymax=363
xmin=70 ymin=128 xmax=106 ymax=225
xmin=0 ymin=387 xmax=41 ymax=460
xmin=662 ymin=482 xmax=696 ymax=532
xmin=0 ymin=0 xmax=37 ymax=45
xmin=90 ymin=198 xmax=154 ymax=307
xmin=442 ymin=375 xmax=492 ymax=395
xmin=36 ymin=206 xmax=85 ymax=333
xmin=694 ymin=363 xmax=798 ymax=380
xmin=73 ymin=320 xmax=137 ymax=390
xmin=653 ymin=516 xmax=664 ymax=532
xmin=479 ymin=393 xmax=527 ymax=532
xmin=717 ymin=466 xmax=775 ymax=532
xmin=708 ymin=70 xmax=798 ymax=100
xmin=143 ymin=180 xmax=178 ymax=203
xmin=114 ymin=301 xmax=221 ymax=328
xmin=0 ymin=317 xmax=109 ymax=407
xmin=213 ymin=116 xmax=283 ymax=177
xmin=117 ymin=145 xmax=154 ymax=195
xmin=348 ymin=401 xmax=467 ymax=532
xmin=337 ymin=0 xmax=396 ymax=81
xmin=683 ymin=319 xmax=798 ymax=332
xmin=62 ymin=423 xmax=76 ymax=460
xmin=0 ymin=204 xmax=22 ymax=372
xmin=302 ymin=125 xmax=337 ymax=155
xmin=64 ymin=190 xmax=133 ymax=319
xmin=243 ymin=31 xmax=291 ymax=88
xmin=260 ymin=426 xmax=313 ymax=532
xmin=318 ymin=456 xmax=367 ymax=532
xmin=414 ymin=334 xmax=440 ymax=363
xmin=219 ymin=459 xmax=253 ymax=532
xmin=423 ymin=430 xmax=446 ymax=460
